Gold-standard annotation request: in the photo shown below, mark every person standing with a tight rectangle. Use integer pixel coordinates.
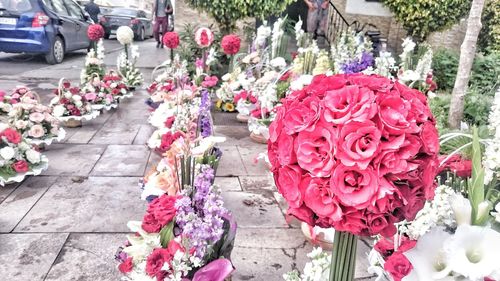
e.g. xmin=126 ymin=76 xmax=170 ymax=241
xmin=84 ymin=0 xmax=101 ymax=23
xmin=304 ymin=0 xmax=328 ymax=39
xmin=153 ymin=0 xmax=173 ymax=48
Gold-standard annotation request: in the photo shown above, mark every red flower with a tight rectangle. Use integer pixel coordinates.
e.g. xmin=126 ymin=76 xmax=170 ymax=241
xmin=118 ymin=257 xmax=133 ymax=273
xmin=384 ymin=252 xmax=413 ymax=281
xmin=164 ymin=116 xmax=175 ymax=129
xmin=221 ymin=34 xmax=241 ymax=55
xmin=201 ymin=76 xmax=219 ymax=88
xmin=439 ymin=154 xmax=472 ymax=178
xmin=163 ymin=32 xmax=180 ymax=49
xmin=12 ymin=160 xmax=29 ymax=173
xmin=268 ymin=74 xmax=439 ymax=236
xmin=142 ymin=194 xmax=179 ymax=233
xmin=158 ymin=131 xmax=183 ymax=153
xmin=87 ymin=24 xmax=105 ymax=41
xmin=145 ymin=241 xmax=184 ymax=278
xmin=1 ymin=128 xmax=22 ymax=144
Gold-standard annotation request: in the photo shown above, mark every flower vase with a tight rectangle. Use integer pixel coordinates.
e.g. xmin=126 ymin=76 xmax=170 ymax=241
xmin=236 ymin=113 xmax=250 ymax=123
xmin=329 ymin=231 xmax=357 ymax=281
xmin=63 ymin=119 xmax=82 ymax=128
xmin=301 ymin=222 xmax=334 ymax=250
xmin=250 ymin=132 xmax=267 ymax=144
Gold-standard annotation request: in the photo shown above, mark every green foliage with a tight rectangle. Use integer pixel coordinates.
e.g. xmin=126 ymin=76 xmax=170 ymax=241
xmin=429 ymin=94 xmax=451 ymax=132
xmin=186 ymin=0 xmax=296 ymax=33
xmin=478 ymin=0 xmax=500 ymax=54
xmin=159 ymin=221 xmax=175 ymax=248
xmin=432 ymin=49 xmax=500 ymax=92
xmin=382 ymin=0 xmax=470 ymax=41
xmin=463 ymin=87 xmax=494 ymax=126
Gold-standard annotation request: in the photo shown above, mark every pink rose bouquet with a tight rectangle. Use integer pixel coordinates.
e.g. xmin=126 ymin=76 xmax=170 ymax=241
xmin=194 ymin=27 xmax=214 ymax=48
xmin=0 ymin=125 xmax=48 ymax=185
xmin=101 ymin=72 xmax=130 ymax=101
xmin=50 ymin=81 xmax=94 ymax=119
xmin=268 ymin=73 xmax=439 ymax=281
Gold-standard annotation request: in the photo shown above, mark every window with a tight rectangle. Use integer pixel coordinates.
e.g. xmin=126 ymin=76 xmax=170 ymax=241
xmin=0 ymin=0 xmax=33 ymax=12
xmin=138 ymin=11 xmax=146 ymax=18
xmin=50 ymin=0 xmax=69 ymax=16
xmin=64 ymin=0 xmax=83 ymax=19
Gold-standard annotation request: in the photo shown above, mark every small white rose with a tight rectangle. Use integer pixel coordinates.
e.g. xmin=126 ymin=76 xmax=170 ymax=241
xmin=26 ymin=149 xmax=41 ymax=164
xmin=0 ymin=146 xmax=15 ymax=160
xmin=15 ymin=120 xmax=28 ymax=129
xmin=52 ymin=105 xmax=66 ymax=117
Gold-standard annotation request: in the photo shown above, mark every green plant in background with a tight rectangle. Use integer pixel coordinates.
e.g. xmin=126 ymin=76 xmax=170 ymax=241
xmin=432 ymin=49 xmax=499 ymax=92
xmin=382 ymin=0 xmax=470 ymax=41
xmin=186 ymin=0 xmax=296 ymax=34
xmin=478 ymin=0 xmax=500 ymax=54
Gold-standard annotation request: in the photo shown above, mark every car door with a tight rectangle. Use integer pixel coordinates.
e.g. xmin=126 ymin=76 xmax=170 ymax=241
xmin=49 ymin=0 xmax=78 ymax=51
xmin=63 ymin=0 xmax=89 ymax=49
xmin=138 ymin=10 xmax=151 ymax=36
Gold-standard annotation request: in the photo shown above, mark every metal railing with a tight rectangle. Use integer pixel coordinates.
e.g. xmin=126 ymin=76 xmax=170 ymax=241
xmin=325 ymin=0 xmax=351 ymax=44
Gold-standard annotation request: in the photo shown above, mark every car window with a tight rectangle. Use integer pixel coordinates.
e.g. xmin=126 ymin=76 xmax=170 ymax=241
xmin=138 ymin=11 xmax=146 ymax=18
xmin=110 ymin=8 xmax=136 ymax=16
xmin=41 ymin=0 xmax=54 ymax=11
xmin=0 ymin=0 xmax=33 ymax=12
xmin=64 ymin=0 xmax=83 ymax=19
xmin=50 ymin=0 xmax=69 ymax=16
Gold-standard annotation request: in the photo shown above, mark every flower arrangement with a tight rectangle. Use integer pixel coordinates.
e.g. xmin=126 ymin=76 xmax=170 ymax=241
xmin=81 ymin=75 xmax=118 ymax=111
xmin=0 ymin=124 xmax=48 ymax=185
xmin=8 ymin=99 xmax=65 ymax=146
xmin=330 ymin=30 xmax=373 ymax=74
xmin=117 ymin=26 xmax=134 ymax=46
xmin=367 ymin=128 xmax=500 ymax=281
xmin=87 ymin=24 xmax=105 ymax=42
xmin=102 ymin=71 xmax=131 ymax=101
xmin=194 ymin=27 xmax=214 ymax=48
xmin=116 ymin=165 xmax=235 ymax=281
xmin=233 ymin=90 xmax=258 ymax=116
xmin=50 ymin=80 xmax=98 ymax=124
xmin=221 ymin=34 xmax=241 ymax=56
xmin=118 ymin=43 xmax=144 ymax=88
xmin=163 ymin=32 xmax=180 ymax=49
xmin=268 ymin=73 xmax=440 ymax=281
xmin=80 ymin=39 xmax=106 ymax=84
xmin=0 ymin=87 xmax=40 ymax=118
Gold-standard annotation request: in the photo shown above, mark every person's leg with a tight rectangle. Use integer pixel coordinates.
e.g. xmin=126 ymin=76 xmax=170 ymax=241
xmin=160 ymin=17 xmax=168 ymax=48
xmin=153 ymin=17 xmax=161 ymax=47
xmin=306 ymin=7 xmax=320 ymax=39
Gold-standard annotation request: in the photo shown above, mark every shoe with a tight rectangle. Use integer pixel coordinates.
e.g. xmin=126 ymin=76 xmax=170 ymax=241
xmin=160 ymin=43 xmax=164 ymax=49
xmin=156 ymin=41 xmax=161 ymax=48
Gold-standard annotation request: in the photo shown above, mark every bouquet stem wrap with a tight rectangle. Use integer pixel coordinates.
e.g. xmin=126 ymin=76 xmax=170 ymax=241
xmin=329 ymin=231 xmax=357 ymax=281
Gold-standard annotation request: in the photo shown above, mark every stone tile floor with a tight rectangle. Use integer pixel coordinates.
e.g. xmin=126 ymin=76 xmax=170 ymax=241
xmin=0 ymin=91 xmax=375 ymax=281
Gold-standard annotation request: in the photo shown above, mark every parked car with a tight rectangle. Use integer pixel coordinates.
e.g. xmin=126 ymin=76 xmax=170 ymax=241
xmin=0 ymin=0 xmax=92 ymax=64
xmin=99 ymin=7 xmax=153 ymax=41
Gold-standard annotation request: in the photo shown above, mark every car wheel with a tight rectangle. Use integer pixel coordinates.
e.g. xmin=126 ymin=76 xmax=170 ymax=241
xmin=45 ymin=36 xmax=65 ymax=65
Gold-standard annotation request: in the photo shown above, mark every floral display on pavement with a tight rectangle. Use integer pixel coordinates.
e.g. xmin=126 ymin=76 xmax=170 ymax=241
xmin=118 ymin=43 xmax=144 ymax=88
xmin=50 ymin=80 xmax=99 ymax=124
xmin=0 ymin=124 xmax=48 ymax=185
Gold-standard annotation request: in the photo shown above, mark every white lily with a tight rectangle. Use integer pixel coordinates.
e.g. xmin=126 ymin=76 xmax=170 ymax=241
xmin=191 ymin=136 xmax=226 ymax=156
xmin=444 ymin=225 xmax=500 ymax=281
xmin=449 ymin=193 xmax=472 ymax=226
xmin=403 ymin=227 xmax=452 ymax=280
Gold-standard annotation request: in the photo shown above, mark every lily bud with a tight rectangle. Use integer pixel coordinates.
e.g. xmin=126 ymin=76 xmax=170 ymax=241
xmin=450 ymin=194 xmax=472 ymax=226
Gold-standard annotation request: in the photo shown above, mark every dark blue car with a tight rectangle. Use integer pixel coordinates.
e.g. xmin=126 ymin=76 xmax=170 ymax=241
xmin=0 ymin=0 xmax=92 ymax=64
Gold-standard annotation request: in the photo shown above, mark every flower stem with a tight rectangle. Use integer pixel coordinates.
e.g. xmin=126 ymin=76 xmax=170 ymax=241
xmin=329 ymin=231 xmax=358 ymax=281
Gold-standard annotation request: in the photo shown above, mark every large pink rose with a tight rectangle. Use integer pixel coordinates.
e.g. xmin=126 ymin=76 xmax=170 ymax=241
xmin=276 ymin=131 xmax=297 ymax=166
xmin=420 ymin=122 xmax=439 ymax=155
xmin=377 ymin=94 xmax=418 ymax=134
xmin=287 ymin=205 xmax=314 ymax=226
xmin=302 ymin=175 xmax=342 ymax=221
xmin=337 ymin=120 xmax=381 ymax=169
xmin=295 ymin=123 xmax=337 ymax=177
xmin=275 ymin=165 xmax=303 ymax=208
xmin=283 ymin=96 xmax=321 ymax=134
xmin=323 ymin=85 xmax=376 ymax=124
xmin=330 ymin=164 xmax=378 ymax=209
xmin=268 ymin=106 xmax=285 ymax=142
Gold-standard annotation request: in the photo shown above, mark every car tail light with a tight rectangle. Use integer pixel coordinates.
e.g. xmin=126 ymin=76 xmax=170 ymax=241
xmin=130 ymin=19 xmax=140 ymax=25
xmin=32 ymin=12 xmax=50 ymax=27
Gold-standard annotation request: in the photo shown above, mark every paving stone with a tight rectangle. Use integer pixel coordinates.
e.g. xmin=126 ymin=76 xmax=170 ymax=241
xmin=214 ymin=125 xmax=256 ymax=147
xmin=214 ymin=177 xmax=242 ymax=192
xmin=235 ymin=228 xmax=307 ymax=249
xmin=217 ymin=146 xmax=246 ymax=176
xmin=222 ymin=191 xmax=288 ymax=228
xmin=65 ymin=124 xmax=101 ymax=144
xmin=15 ymin=177 xmax=146 ymax=232
xmin=106 ymin=109 xmax=150 ymax=125
xmin=41 ymin=144 xmax=106 ymax=177
xmin=231 ymin=247 xmax=295 ymax=281
xmin=240 ymin=175 xmax=276 ymax=192
xmin=90 ymin=123 xmax=142 ymax=145
xmin=237 ymin=146 xmax=270 ymax=176
xmin=0 ymin=182 xmax=20 ymax=204
xmin=44 ymin=234 xmax=123 ymax=281
xmin=91 ymin=145 xmax=150 ymax=177
xmin=133 ymin=125 xmax=155 ymax=145
xmin=0 ymin=177 xmax=58 ymax=233
xmin=0 ymin=233 xmax=68 ymax=280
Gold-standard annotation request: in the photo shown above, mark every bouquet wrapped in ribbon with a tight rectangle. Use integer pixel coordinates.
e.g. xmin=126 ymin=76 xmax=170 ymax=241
xmin=50 ymin=80 xmax=98 ymax=126
xmin=268 ymin=73 xmax=440 ymax=281
xmin=0 ymin=124 xmax=48 ymax=185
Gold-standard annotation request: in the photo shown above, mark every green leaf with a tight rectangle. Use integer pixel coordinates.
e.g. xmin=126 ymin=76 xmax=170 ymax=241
xmin=469 ymin=127 xmax=485 ymax=223
xmin=159 ymin=220 xmax=175 ymax=248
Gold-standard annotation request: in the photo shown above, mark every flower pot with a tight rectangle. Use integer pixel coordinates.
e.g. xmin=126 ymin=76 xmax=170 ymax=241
xmin=250 ymin=132 xmax=268 ymax=144
xmin=63 ymin=119 xmax=82 ymax=128
xmin=236 ymin=113 xmax=250 ymax=123
xmin=301 ymin=222 xmax=334 ymax=250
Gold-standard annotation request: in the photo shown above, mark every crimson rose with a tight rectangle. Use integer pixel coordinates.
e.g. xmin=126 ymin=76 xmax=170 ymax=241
xmin=221 ymin=34 xmax=241 ymax=55
xmin=268 ymin=74 xmax=439 ymax=236
xmin=87 ymin=24 xmax=105 ymax=41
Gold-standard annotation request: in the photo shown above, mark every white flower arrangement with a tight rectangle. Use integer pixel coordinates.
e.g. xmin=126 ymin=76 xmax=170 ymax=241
xmin=81 ymin=39 xmax=106 ymax=84
xmin=330 ymin=30 xmax=372 ymax=74
xmin=116 ymin=26 xmax=134 ymax=45
xmin=283 ymin=248 xmax=331 ymax=281
xmin=117 ymin=43 xmax=144 ymax=87
xmin=484 ymin=88 xmax=500 ymax=183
